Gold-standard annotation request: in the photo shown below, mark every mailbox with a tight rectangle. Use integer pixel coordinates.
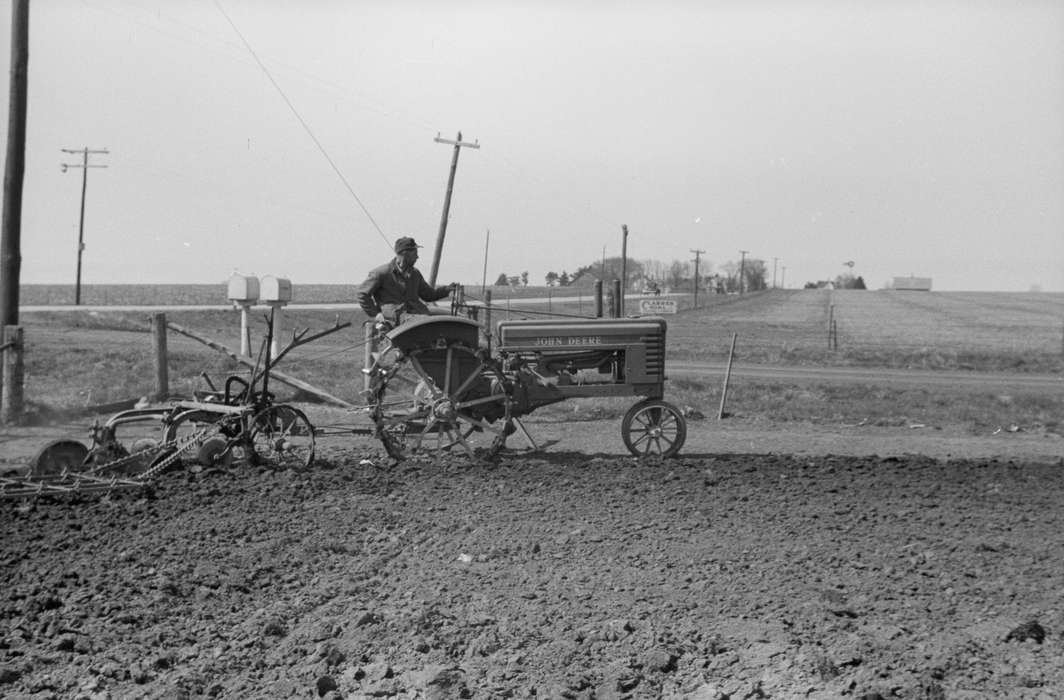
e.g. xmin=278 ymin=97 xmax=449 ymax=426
xmin=260 ymin=276 xmax=292 ymax=304
xmin=227 ymin=274 xmax=260 ymax=304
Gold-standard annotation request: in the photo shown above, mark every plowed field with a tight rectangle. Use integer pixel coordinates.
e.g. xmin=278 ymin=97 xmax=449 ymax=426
xmin=2 ymin=441 xmax=1062 ymax=699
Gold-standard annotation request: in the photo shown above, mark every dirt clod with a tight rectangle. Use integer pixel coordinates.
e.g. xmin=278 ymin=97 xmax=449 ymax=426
xmin=1005 ymin=621 xmax=1047 ymax=644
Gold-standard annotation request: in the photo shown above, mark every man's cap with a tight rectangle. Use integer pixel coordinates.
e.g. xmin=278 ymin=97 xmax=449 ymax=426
xmin=394 ymin=236 xmax=422 ymax=253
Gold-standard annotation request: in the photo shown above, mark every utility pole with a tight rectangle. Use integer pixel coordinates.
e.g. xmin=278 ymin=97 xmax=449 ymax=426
xmin=2 ymin=0 xmax=29 ymax=330
xmin=620 ymin=224 xmax=628 ymax=316
xmin=61 ymin=147 xmax=109 ymax=305
xmin=772 ymin=257 xmax=778 ymax=289
xmin=739 ymin=249 xmax=749 ymax=295
xmin=1 ymin=0 xmax=30 ymax=420
xmin=781 ymin=266 xmax=786 ymax=290
xmin=481 ymin=229 xmax=490 ymax=296
xmin=430 ymin=131 xmax=479 ymax=286
xmin=690 ymin=248 xmax=705 ymax=308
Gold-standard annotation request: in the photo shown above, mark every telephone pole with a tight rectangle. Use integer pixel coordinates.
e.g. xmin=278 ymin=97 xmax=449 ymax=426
xmin=2 ymin=0 xmax=29 ymax=330
xmin=690 ymin=248 xmax=705 ymax=308
xmin=61 ymin=147 xmax=109 ymax=305
xmin=772 ymin=257 xmax=778 ymax=289
xmin=620 ymin=224 xmax=628 ymax=316
xmin=481 ymin=229 xmax=490 ymax=295
xmin=739 ymin=249 xmax=749 ymax=294
xmin=430 ymin=131 xmax=479 ymax=286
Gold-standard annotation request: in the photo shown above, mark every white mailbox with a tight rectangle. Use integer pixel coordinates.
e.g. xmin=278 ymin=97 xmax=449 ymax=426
xmin=260 ymin=276 xmax=292 ymax=304
xmin=227 ymin=274 xmax=260 ymax=304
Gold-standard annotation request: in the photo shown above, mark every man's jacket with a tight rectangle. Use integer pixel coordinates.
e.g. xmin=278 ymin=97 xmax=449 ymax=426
xmin=356 ymin=260 xmax=451 ymax=322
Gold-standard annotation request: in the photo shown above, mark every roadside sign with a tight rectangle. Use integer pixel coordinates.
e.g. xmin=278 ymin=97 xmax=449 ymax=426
xmin=638 ymin=298 xmax=678 ymax=315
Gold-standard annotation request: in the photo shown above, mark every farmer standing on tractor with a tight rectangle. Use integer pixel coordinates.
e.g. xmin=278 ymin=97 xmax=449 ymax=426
xmin=356 ymin=236 xmax=457 ymax=331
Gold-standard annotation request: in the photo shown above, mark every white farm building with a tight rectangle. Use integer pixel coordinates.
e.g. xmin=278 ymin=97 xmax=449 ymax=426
xmin=893 ymin=276 xmax=933 ymax=291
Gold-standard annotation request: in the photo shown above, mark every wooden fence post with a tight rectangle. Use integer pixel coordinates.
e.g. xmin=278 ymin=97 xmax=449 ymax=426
xmin=827 ymin=303 xmax=835 ymax=349
xmin=594 ymin=280 xmax=603 ymax=318
xmin=1 ymin=326 xmax=24 ymax=424
xmin=151 ymin=313 xmax=169 ymax=400
xmin=718 ymin=332 xmax=738 ymax=420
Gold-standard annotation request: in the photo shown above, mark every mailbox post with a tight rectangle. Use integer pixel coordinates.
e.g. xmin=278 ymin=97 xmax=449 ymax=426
xmin=260 ymin=276 xmax=292 ymax=360
xmin=227 ymin=274 xmax=260 ymax=357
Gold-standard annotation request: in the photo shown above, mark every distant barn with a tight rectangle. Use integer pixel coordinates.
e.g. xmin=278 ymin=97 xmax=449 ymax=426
xmin=893 ymin=276 xmax=932 ymax=291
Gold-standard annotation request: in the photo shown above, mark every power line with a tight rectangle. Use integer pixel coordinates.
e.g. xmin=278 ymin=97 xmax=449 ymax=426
xmin=212 ymin=0 xmax=390 ymax=248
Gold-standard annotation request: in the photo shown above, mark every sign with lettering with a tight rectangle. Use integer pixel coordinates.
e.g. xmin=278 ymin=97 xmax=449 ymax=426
xmin=533 ymin=336 xmax=603 ymax=346
xmin=638 ymin=298 xmax=678 ymax=315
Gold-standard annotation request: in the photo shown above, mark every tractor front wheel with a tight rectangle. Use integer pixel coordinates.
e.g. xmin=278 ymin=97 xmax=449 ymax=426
xmin=621 ymin=399 xmax=687 ymax=458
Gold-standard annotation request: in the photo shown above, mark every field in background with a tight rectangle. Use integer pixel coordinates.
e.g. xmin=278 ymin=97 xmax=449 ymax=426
xmin=667 ymin=289 xmax=1063 ymax=372
xmin=11 ymin=287 xmax=1063 ymax=435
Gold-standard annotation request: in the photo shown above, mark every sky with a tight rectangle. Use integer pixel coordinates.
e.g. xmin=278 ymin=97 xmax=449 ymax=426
xmin=1 ymin=0 xmax=1062 ymax=292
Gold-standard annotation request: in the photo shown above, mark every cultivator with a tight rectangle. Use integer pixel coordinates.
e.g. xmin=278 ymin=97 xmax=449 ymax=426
xmin=2 ymin=310 xmax=320 ymax=500
xmin=3 ymin=288 xmax=688 ymax=500
xmin=0 ymin=396 xmax=315 ymax=499
xmin=0 ymin=427 xmax=208 ymax=498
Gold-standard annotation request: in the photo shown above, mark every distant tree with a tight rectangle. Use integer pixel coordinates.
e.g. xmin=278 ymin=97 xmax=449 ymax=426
xmin=834 ymin=274 xmax=867 ymax=290
xmin=520 ymin=271 xmax=529 ymax=286
xmin=494 ymin=273 xmax=508 ymax=286
xmin=563 ymin=258 xmax=646 ymax=287
xmin=668 ymin=260 xmax=688 ymax=289
xmin=507 ymin=275 xmax=521 ymax=287
xmin=545 ymin=271 xmax=559 ymax=287
xmin=569 ymin=264 xmax=594 ymax=285
xmin=743 ymin=259 xmax=768 ymax=292
xmin=559 ymin=270 xmax=571 ymax=286
xmin=640 ymin=258 xmax=668 ymax=283
xmin=719 ymin=261 xmax=739 ymax=293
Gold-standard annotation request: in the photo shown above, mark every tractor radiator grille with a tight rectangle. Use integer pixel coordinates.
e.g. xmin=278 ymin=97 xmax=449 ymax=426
xmin=642 ymin=332 xmax=665 ymax=376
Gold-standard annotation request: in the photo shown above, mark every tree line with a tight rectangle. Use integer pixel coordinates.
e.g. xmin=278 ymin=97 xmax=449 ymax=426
xmin=493 ymin=256 xmax=772 ymax=292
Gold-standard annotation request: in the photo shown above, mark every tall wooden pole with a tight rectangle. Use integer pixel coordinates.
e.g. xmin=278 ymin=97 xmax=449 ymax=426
xmin=739 ymin=249 xmax=749 ymax=294
xmin=1 ymin=0 xmax=29 ymax=329
xmin=481 ymin=228 xmax=490 ymax=296
xmin=430 ymin=131 xmax=479 ymax=286
xmin=690 ymin=248 xmax=705 ymax=309
xmin=60 ymin=147 xmax=108 ymax=305
xmin=74 ymin=149 xmax=88 ymax=303
xmin=620 ymin=224 xmax=628 ymax=316
xmin=1 ymin=0 xmax=29 ymax=414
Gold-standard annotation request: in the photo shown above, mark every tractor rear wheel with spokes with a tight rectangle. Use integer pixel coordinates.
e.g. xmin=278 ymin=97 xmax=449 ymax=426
xmin=368 ymin=343 xmax=514 ymax=462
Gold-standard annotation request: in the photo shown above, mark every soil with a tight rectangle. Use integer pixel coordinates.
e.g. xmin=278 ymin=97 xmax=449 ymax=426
xmin=1 ymin=408 xmax=1063 ymax=699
